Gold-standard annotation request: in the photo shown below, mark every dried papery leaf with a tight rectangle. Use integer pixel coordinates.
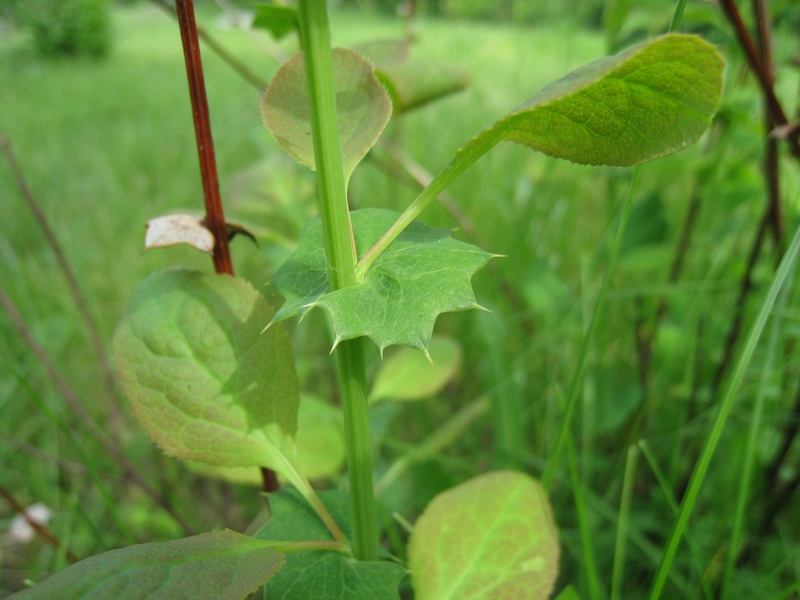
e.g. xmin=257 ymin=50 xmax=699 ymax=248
xmin=145 ymin=214 xmax=214 ymax=254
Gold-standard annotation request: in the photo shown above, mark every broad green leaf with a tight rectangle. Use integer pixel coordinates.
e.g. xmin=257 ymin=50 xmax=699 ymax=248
xmin=553 ymin=585 xmax=583 ymax=600
xmin=269 ymin=209 xmax=494 ymax=352
xmin=12 ymin=531 xmax=284 ymax=600
xmin=251 ymin=4 xmax=298 ymax=40
xmin=296 ymin=394 xmax=346 ymax=479
xmin=369 ymin=336 xmax=462 ymax=403
xmin=254 ymin=490 xmax=406 ymax=599
xmin=113 ymin=269 xmax=300 ymax=478
xmin=376 ymin=64 xmax=470 ymax=114
xmin=261 ymin=48 xmax=391 ymax=184
xmin=408 ymin=471 xmax=560 ymax=600
xmin=498 ymin=33 xmax=723 ymax=166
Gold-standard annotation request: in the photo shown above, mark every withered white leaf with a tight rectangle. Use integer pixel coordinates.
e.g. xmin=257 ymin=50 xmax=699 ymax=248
xmin=145 ymin=214 xmax=215 ymax=254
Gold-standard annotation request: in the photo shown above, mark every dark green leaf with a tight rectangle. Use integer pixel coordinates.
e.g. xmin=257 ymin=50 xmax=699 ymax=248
xmin=252 ymin=4 xmax=298 ymax=40
xmin=269 ymin=209 xmax=494 ymax=352
xmin=12 ymin=531 xmax=283 ymax=600
xmin=254 ymin=490 xmax=405 ymax=599
xmin=112 ymin=270 xmax=301 ymax=478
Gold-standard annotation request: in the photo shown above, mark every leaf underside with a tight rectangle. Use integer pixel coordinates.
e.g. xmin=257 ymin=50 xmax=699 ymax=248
xmin=254 ymin=490 xmax=405 ymax=599
xmin=408 ymin=471 xmax=560 ymax=600
xmin=112 ymin=269 xmax=300 ymax=474
xmin=13 ymin=531 xmax=284 ymax=600
xmin=269 ymin=209 xmax=494 ymax=352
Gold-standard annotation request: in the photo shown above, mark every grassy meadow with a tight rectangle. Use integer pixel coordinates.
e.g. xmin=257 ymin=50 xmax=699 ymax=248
xmin=1 ymin=2 xmax=799 ymax=598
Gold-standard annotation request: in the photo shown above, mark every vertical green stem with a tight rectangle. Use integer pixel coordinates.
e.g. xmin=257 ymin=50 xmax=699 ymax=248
xmin=296 ymin=0 xmax=377 ymax=561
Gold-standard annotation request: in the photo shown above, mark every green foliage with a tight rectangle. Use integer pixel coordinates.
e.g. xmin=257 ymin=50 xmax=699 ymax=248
xmin=369 ymin=336 xmax=462 ymax=403
xmin=4 ymin=0 xmax=111 ymax=58
xmin=408 ymin=471 xmax=560 ymax=599
xmin=112 ymin=269 xmax=300 ymax=474
xmin=12 ymin=531 xmax=284 ymax=600
xmin=376 ymin=64 xmax=471 ymax=114
xmin=500 ymin=34 xmax=723 ymax=166
xmin=269 ymin=209 xmax=494 ymax=352
xmin=260 ymin=48 xmax=392 ymax=185
xmin=252 ymin=3 xmax=298 ymax=40
xmin=254 ymin=490 xmax=406 ymax=599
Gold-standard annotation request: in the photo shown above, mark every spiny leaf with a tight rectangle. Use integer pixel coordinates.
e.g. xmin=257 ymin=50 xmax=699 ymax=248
xmin=12 ymin=531 xmax=284 ymax=600
xmin=269 ymin=209 xmax=494 ymax=352
xmin=112 ymin=269 xmax=300 ymax=476
xmin=408 ymin=471 xmax=560 ymax=600
xmin=254 ymin=490 xmax=406 ymax=599
xmin=261 ymin=48 xmax=391 ymax=184
xmin=498 ymin=33 xmax=723 ymax=166
xmin=369 ymin=336 xmax=462 ymax=403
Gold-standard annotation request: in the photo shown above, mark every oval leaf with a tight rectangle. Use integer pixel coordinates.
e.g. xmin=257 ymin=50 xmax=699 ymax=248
xmin=12 ymin=531 xmax=284 ymax=600
xmin=261 ymin=48 xmax=391 ymax=183
xmin=369 ymin=336 xmax=462 ymax=403
xmin=112 ymin=269 xmax=300 ymax=476
xmin=501 ymin=33 xmax=723 ymax=166
xmin=408 ymin=471 xmax=560 ymax=600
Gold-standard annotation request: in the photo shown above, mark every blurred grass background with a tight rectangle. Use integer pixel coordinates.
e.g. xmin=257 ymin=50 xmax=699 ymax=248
xmin=1 ymin=0 xmax=799 ymax=598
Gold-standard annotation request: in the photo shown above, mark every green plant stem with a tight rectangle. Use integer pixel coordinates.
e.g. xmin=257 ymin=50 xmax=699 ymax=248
xmin=356 ymin=125 xmax=508 ymax=280
xmin=542 ymin=167 xmax=640 ymax=490
xmin=648 ymin=221 xmax=800 ymax=599
xmin=296 ymin=0 xmax=377 ymax=562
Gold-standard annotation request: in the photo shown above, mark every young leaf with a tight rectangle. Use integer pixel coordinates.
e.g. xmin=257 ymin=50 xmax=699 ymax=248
xmin=494 ymin=33 xmax=723 ymax=166
xmin=254 ymin=490 xmax=406 ymax=599
xmin=113 ymin=269 xmax=300 ymax=476
xmin=369 ymin=336 xmax=462 ymax=403
xmin=252 ymin=3 xmax=298 ymax=40
xmin=269 ymin=209 xmax=494 ymax=352
xmin=261 ymin=48 xmax=391 ymax=184
xmin=408 ymin=471 xmax=560 ymax=600
xmin=12 ymin=531 xmax=284 ymax=600
xmin=376 ymin=64 xmax=470 ymax=114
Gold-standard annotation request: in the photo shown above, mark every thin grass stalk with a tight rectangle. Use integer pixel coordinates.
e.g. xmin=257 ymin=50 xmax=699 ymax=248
xmin=611 ymin=444 xmax=638 ymax=600
xmin=542 ymin=167 xmax=640 ymax=490
xmin=649 ymin=222 xmax=800 ymax=599
xmin=721 ymin=276 xmax=788 ymax=597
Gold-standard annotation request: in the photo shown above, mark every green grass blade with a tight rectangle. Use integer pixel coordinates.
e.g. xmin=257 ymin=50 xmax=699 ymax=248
xmin=611 ymin=444 xmax=638 ymax=600
xmin=649 ymin=222 xmax=800 ymax=599
xmin=543 ymin=167 xmax=640 ymax=490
